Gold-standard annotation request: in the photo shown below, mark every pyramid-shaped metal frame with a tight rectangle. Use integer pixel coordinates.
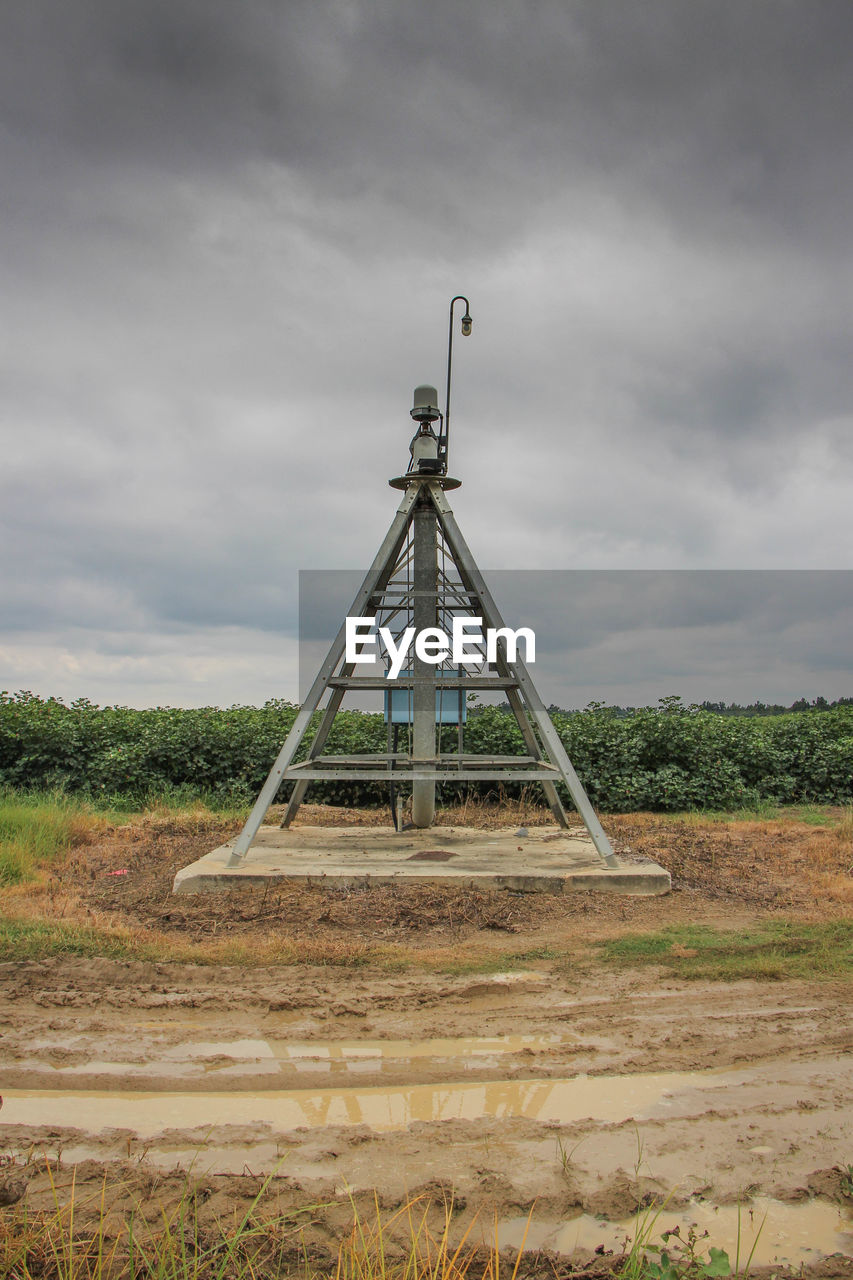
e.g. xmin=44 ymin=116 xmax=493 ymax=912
xmin=227 ymin=475 xmax=617 ymax=868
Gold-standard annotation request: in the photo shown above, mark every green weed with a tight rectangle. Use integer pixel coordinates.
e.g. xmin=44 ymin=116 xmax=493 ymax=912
xmin=790 ymin=803 xmax=834 ymax=826
xmin=555 ymin=1134 xmax=585 ymax=1181
xmin=617 ymin=1199 xmax=765 ymax=1279
xmin=730 ymin=797 xmax=782 ymax=822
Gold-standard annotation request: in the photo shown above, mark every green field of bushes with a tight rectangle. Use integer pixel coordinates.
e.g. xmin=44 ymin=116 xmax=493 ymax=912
xmin=2 ymin=690 xmax=851 ymax=812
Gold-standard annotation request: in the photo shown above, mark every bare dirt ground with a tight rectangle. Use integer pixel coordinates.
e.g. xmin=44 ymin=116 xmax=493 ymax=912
xmin=27 ymin=803 xmax=853 ymax=947
xmin=2 ymin=805 xmax=852 ymax=1275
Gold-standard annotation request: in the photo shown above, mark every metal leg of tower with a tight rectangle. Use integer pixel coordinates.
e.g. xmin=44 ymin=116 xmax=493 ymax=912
xmin=226 ymin=486 xmax=419 ymax=865
xmin=505 ymin=686 xmax=570 ymax=828
xmin=411 ymin=496 xmax=437 ymax=827
xmin=429 ymin=483 xmax=618 ymax=868
xmin=278 ymin=682 xmax=349 ymax=828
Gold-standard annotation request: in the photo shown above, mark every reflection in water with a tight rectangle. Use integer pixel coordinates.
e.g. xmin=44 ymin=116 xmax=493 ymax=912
xmin=267 ymin=1034 xmax=565 ymax=1062
xmin=12 ymin=1034 xmax=576 ymax=1082
xmin=0 ymin=1069 xmax=726 ymax=1138
xmin=500 ymin=1197 xmax=853 ymax=1268
xmin=169 ymin=1039 xmax=277 ymax=1060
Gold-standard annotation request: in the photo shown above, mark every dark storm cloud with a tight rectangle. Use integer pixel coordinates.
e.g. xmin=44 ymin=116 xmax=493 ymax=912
xmin=7 ymin=2 xmax=853 ymax=235
xmin=2 ymin=1 xmax=852 ymax=705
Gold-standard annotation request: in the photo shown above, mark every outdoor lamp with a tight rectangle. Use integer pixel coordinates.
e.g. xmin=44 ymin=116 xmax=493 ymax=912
xmin=444 ymin=295 xmax=473 ymax=472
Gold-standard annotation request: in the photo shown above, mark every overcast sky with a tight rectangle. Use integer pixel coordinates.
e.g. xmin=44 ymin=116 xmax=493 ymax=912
xmin=300 ymin=570 xmax=853 ymax=709
xmin=2 ymin=1 xmax=852 ymax=709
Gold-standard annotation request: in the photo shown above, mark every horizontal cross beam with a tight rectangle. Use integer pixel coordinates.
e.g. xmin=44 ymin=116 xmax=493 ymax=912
xmin=282 ymin=765 xmax=560 ymax=781
xmin=326 ymin=676 xmax=517 ymax=690
xmin=287 ymin=753 xmax=551 ymax=766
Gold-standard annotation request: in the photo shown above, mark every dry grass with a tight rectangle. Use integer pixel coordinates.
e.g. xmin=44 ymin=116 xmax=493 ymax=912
xmin=0 ymin=907 xmax=388 ymax=967
xmin=332 ymin=1192 xmax=538 ymax=1280
xmin=0 ymin=1161 xmax=542 ymax=1280
xmin=3 ymin=795 xmax=853 ymax=971
xmin=0 ymin=1160 xmax=320 ymax=1280
xmin=284 ymin=792 xmax=555 ymax=831
xmin=0 ymin=908 xmax=573 ymax=974
xmin=607 ymin=808 xmax=853 ymax=910
xmin=799 ymin=806 xmax=853 ymax=903
xmin=0 ymin=1161 xmax=771 ymax=1280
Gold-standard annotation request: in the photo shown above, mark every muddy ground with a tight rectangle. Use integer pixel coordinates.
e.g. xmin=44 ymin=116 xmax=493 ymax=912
xmin=1 ymin=807 xmax=852 ymax=1275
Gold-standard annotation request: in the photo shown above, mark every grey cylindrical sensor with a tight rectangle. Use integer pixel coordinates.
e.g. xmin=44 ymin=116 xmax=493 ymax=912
xmin=411 ymin=384 xmax=440 ymax=422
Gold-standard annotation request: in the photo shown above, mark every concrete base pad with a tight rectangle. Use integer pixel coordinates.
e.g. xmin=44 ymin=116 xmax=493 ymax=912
xmin=173 ymin=825 xmax=670 ymax=896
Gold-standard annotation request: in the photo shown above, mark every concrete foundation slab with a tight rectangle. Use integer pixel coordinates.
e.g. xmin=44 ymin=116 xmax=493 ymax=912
xmin=173 ymin=825 xmax=670 ymax=896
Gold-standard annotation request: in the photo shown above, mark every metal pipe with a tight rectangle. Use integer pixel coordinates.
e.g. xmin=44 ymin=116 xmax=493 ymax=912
xmin=443 ymin=295 xmax=471 ymax=473
xmin=411 ymin=494 xmax=437 ymax=826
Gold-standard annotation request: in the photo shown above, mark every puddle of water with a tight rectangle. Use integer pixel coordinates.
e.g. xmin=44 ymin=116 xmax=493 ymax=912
xmin=61 ymin=1060 xmax=201 ymax=1079
xmin=267 ymin=1035 xmax=567 ymax=1076
xmin=266 ymin=1034 xmax=565 ymax=1062
xmin=0 ymin=1068 xmax=729 ymax=1137
xmin=42 ymin=1140 xmax=285 ymax=1176
xmin=478 ymin=971 xmax=548 ymax=985
xmin=500 ymin=1197 xmax=853 ymax=1267
xmin=169 ymin=1038 xmax=277 ymax=1060
xmin=8 ymin=1057 xmax=282 ymax=1082
xmin=12 ymin=1035 xmax=570 ymax=1080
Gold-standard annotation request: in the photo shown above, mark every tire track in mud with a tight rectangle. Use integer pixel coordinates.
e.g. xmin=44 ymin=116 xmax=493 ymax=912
xmin=2 ymin=959 xmax=852 ymax=1223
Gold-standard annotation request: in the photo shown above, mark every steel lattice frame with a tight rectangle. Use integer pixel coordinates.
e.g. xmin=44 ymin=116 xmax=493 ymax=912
xmin=227 ymin=476 xmax=617 ymax=868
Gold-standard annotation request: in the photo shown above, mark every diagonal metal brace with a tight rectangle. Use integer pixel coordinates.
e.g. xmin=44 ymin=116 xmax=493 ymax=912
xmin=226 ymin=485 xmax=420 ymax=864
xmin=427 ymin=482 xmax=619 ymax=868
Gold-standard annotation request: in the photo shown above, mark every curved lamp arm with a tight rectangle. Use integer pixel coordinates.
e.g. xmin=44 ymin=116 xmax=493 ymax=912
xmin=443 ymin=295 xmax=472 ymax=473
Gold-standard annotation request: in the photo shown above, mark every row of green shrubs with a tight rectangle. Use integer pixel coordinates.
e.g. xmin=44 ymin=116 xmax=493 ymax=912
xmin=1 ymin=690 xmax=851 ymax=812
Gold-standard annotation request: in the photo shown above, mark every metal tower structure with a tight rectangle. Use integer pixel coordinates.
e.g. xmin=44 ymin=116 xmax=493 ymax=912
xmin=227 ymin=299 xmax=617 ymax=870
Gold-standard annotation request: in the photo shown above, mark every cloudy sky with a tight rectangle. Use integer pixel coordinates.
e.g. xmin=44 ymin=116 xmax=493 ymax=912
xmin=2 ymin=0 xmax=852 ymax=709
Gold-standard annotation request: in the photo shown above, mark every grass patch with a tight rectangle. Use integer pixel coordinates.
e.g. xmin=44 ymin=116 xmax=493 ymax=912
xmin=0 ymin=916 xmax=170 ymax=963
xmin=429 ymin=945 xmax=562 ymax=976
xmin=599 ymin=919 xmax=853 ymax=981
xmin=836 ymin=804 xmax=853 ymax=841
xmin=670 ymin=800 xmax=845 ymax=824
xmin=0 ymin=915 xmax=383 ymax=967
xmin=103 ymin=785 xmax=254 ymax=820
xmin=0 ymin=913 xmax=575 ymax=976
xmin=0 ymin=792 xmax=110 ymax=886
xmin=789 ymin=802 xmax=835 ymax=826
xmin=0 ymin=788 xmax=251 ymax=888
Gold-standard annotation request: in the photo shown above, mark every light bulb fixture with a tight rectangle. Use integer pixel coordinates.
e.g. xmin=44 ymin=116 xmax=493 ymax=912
xmin=461 ymin=313 xmax=473 ymax=336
